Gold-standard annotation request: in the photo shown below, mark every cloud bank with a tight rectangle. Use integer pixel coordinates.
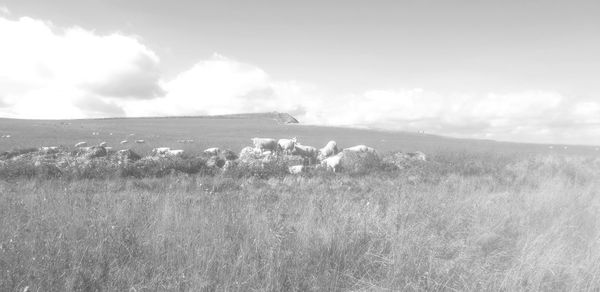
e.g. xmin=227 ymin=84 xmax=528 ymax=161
xmin=0 ymin=14 xmax=599 ymax=145
xmin=0 ymin=16 xmax=163 ymax=119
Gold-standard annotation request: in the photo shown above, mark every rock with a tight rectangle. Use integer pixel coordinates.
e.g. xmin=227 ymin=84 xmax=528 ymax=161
xmin=115 ymin=149 xmax=141 ymax=164
xmin=79 ymin=146 xmax=108 ymax=159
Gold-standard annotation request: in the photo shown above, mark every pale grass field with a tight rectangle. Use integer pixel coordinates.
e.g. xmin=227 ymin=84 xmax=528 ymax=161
xmin=1 ymin=152 xmax=600 ymax=291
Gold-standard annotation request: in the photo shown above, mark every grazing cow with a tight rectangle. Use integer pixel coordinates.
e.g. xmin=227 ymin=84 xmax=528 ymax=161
xmin=252 ymin=138 xmax=277 ymax=152
xmin=135 ymin=140 xmax=145 ymax=144
xmin=99 ymin=142 xmax=108 ymax=147
xmin=120 ymin=140 xmax=128 ymax=145
xmin=105 ymin=147 xmax=113 ymax=151
xmin=74 ymin=141 xmax=87 ymax=148
xmin=318 ymin=140 xmax=339 ymax=160
xmin=321 ymin=154 xmax=342 ymax=172
xmin=292 ymin=144 xmax=318 ymax=164
xmin=204 ymin=147 xmax=220 ymax=156
xmin=278 ymin=137 xmax=297 ymax=154
xmin=288 ymin=165 xmax=305 ymax=174
xmin=344 ymin=145 xmax=376 ymax=153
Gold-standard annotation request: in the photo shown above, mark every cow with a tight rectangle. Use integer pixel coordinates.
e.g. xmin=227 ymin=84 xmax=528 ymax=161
xmin=99 ymin=142 xmax=108 ymax=147
xmin=277 ymin=137 xmax=297 ymax=154
xmin=105 ymin=147 xmax=113 ymax=151
xmin=135 ymin=140 xmax=145 ymax=144
xmin=204 ymin=147 xmax=220 ymax=156
xmin=288 ymin=165 xmax=305 ymax=174
xmin=292 ymin=144 xmax=318 ymax=164
xmin=344 ymin=145 xmax=376 ymax=153
xmin=321 ymin=154 xmax=342 ymax=172
xmin=252 ymin=138 xmax=277 ymax=152
xmin=318 ymin=140 xmax=339 ymax=160
xmin=74 ymin=141 xmax=87 ymax=148
xmin=120 ymin=140 xmax=128 ymax=145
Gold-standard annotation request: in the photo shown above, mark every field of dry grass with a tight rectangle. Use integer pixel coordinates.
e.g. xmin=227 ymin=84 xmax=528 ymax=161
xmin=2 ymin=150 xmax=600 ymax=291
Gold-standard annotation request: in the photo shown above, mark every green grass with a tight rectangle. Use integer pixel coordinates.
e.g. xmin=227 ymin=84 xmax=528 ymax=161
xmin=2 ymin=152 xmax=600 ymax=291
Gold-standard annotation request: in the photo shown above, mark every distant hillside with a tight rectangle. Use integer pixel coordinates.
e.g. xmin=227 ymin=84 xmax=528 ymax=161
xmin=207 ymin=112 xmax=299 ymax=124
xmin=0 ymin=113 xmax=598 ymax=156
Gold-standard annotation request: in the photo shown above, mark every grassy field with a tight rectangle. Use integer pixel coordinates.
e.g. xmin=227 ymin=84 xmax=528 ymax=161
xmin=1 ymin=113 xmax=598 ymax=156
xmin=2 ymin=114 xmax=600 ymax=291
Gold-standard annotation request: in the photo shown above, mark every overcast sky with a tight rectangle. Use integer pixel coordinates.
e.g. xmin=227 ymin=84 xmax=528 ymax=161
xmin=1 ymin=0 xmax=599 ymax=145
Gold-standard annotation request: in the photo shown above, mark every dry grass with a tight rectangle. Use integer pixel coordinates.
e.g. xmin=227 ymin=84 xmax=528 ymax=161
xmin=1 ymin=152 xmax=600 ymax=291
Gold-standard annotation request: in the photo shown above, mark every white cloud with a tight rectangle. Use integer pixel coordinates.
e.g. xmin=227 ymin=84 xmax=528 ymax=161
xmin=119 ymin=54 xmax=317 ymax=118
xmin=0 ymin=15 xmax=163 ymax=119
xmin=0 ymin=13 xmax=599 ymax=144
xmin=0 ymin=6 xmax=9 ymax=15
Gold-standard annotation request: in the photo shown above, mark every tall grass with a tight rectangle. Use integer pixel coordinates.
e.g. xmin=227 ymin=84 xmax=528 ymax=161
xmin=1 ymin=152 xmax=600 ymax=291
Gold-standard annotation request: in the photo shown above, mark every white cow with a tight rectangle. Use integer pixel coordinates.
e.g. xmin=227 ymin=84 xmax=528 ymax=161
xmin=321 ymin=154 xmax=342 ymax=172
xmin=120 ymin=140 xmax=128 ymax=145
xmin=288 ymin=165 xmax=305 ymax=174
xmin=105 ymin=147 xmax=113 ymax=151
xmin=278 ymin=137 xmax=297 ymax=154
xmin=99 ymin=142 xmax=108 ymax=147
xmin=74 ymin=141 xmax=87 ymax=148
xmin=204 ymin=147 xmax=220 ymax=156
xmin=135 ymin=140 xmax=145 ymax=144
xmin=292 ymin=144 xmax=318 ymax=163
xmin=252 ymin=138 xmax=277 ymax=152
xmin=344 ymin=145 xmax=376 ymax=153
xmin=318 ymin=140 xmax=339 ymax=160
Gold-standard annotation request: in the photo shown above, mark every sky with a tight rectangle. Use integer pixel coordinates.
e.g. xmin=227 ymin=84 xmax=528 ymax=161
xmin=0 ymin=0 xmax=599 ymax=145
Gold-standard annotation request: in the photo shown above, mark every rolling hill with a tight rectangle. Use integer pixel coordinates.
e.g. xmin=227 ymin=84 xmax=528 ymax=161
xmin=0 ymin=112 xmax=597 ymax=156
